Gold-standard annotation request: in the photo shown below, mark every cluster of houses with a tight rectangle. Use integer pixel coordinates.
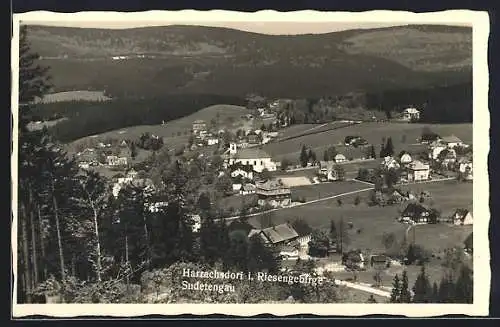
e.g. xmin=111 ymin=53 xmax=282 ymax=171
xmin=317 ymin=160 xmax=346 ymax=182
xmin=372 ymin=133 xmax=473 ymax=183
xmin=75 ymin=140 xmax=132 ymax=170
xmin=111 ymin=168 xmax=155 ymax=198
xmin=399 ymin=203 xmax=473 ymax=226
xmin=189 ymin=120 xmax=221 ymax=150
xmin=189 ymin=119 xmax=280 ymax=151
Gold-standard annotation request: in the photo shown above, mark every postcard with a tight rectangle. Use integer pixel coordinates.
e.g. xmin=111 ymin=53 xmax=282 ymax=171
xmin=11 ymin=9 xmax=490 ymax=317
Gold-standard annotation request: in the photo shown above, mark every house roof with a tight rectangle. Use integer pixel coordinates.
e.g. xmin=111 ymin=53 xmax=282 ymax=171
xmin=371 ymin=255 xmax=388 ymax=263
xmin=402 ymin=203 xmax=430 ymax=217
xmin=441 ymin=135 xmax=463 ymax=143
xmin=255 ymin=179 xmax=289 ymax=191
xmin=403 ymin=107 xmax=420 ymax=113
xmin=235 ymin=148 xmax=272 ymax=159
xmin=408 ymin=160 xmax=429 ymax=170
xmin=193 ymin=120 xmax=206 ymax=124
xmin=242 ymin=183 xmax=256 ymax=191
xmin=453 ymin=208 xmax=471 ymax=219
xmin=230 ymin=162 xmax=254 ymax=172
xmin=260 ymin=223 xmax=299 ymax=244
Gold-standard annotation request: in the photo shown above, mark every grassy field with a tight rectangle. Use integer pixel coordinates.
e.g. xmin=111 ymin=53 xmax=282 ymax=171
xmin=34 ymin=90 xmax=112 ymax=103
xmin=263 ymin=122 xmax=472 ymax=163
xmin=247 ymin=179 xmax=472 ymax=256
xmin=291 ymin=180 xmax=370 ymax=202
xmin=67 ymin=104 xmax=247 ymax=151
xmin=409 ymin=224 xmax=472 ymax=254
xmin=276 ymin=124 xmax=323 ymax=139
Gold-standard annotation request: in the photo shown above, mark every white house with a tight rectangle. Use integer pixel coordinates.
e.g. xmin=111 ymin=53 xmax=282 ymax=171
xmin=318 ymin=161 xmax=340 ymax=181
xmin=406 ymin=160 xmax=430 ymax=182
xmin=458 ymin=159 xmax=473 ymax=180
xmin=382 ymin=156 xmax=400 ymax=170
xmin=207 ymin=137 xmax=219 ymax=146
xmin=230 ymin=163 xmax=255 ymax=180
xmin=449 ymin=209 xmax=473 ymax=226
xmin=107 ymin=155 xmax=128 ymax=166
xmin=240 ymin=183 xmax=256 ymax=195
xmin=226 ymin=144 xmax=277 ymax=173
xmin=441 ymin=135 xmax=464 ymax=149
xmin=334 ymin=154 xmax=347 ymax=163
xmin=399 ymin=152 xmax=413 ymax=165
xmin=402 ymin=107 xmax=420 ymax=121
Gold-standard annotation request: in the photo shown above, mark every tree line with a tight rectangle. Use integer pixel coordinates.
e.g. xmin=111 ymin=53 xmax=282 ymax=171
xmin=30 ymin=95 xmax=246 ymax=143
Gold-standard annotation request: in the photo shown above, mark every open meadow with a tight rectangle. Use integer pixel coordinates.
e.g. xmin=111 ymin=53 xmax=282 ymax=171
xmin=247 ymin=179 xmax=472 ymax=256
xmin=66 ymin=104 xmax=247 ymax=152
xmin=263 ymin=122 xmax=472 ymax=163
xmin=34 ymin=90 xmax=112 ymax=103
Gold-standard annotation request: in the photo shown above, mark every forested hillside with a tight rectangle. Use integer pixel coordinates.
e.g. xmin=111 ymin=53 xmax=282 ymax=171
xmin=27 ymin=24 xmax=472 ymax=99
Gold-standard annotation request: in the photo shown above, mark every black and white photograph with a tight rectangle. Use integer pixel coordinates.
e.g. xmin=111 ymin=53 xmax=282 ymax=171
xmin=11 ymin=10 xmax=490 ymax=317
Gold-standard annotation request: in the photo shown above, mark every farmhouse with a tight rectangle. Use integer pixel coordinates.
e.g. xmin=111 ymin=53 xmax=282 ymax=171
xmin=381 ymin=156 xmax=400 ymax=170
xmin=230 ymin=162 xmax=255 ymax=180
xmin=240 ymin=183 xmax=256 ymax=195
xmin=390 ymin=189 xmax=415 ymax=203
xmin=406 ymin=160 xmax=430 ymax=182
xmin=225 ymin=144 xmax=277 ymax=173
xmin=334 ymin=154 xmax=347 ymax=163
xmin=441 ymin=135 xmax=464 ymax=149
xmin=458 ymin=158 xmax=473 ymax=180
xmin=370 ymin=255 xmax=389 ymax=270
xmin=254 ymin=179 xmax=291 ymax=208
xmin=106 ymin=155 xmax=128 ymax=167
xmin=248 ymin=223 xmax=299 ymax=247
xmin=192 ymin=120 xmax=207 ymax=135
xmin=400 ymin=203 xmax=432 ymax=224
xmin=448 ymin=209 xmax=473 ymax=226
xmin=402 ymin=107 xmax=421 ymax=122
xmin=318 ymin=161 xmax=340 ymax=181
xmin=343 ymin=250 xmax=365 ymax=270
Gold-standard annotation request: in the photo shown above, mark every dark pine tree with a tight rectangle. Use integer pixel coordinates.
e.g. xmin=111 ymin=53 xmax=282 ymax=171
xmin=300 ymin=145 xmax=309 ymax=168
xmin=323 ymin=150 xmax=329 ymax=162
xmin=412 ymin=266 xmax=433 ymax=303
xmin=390 ymin=274 xmax=401 ymax=303
xmin=454 ymin=265 xmax=473 ymax=303
xmin=438 ymin=273 xmax=456 ymax=303
xmin=400 ymin=270 xmax=412 ymax=303
xmin=385 ymin=137 xmax=395 ymax=157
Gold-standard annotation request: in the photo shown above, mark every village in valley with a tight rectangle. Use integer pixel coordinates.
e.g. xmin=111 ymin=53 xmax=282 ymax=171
xmin=17 ymin=21 xmax=475 ymax=305
xmin=67 ymin=95 xmax=474 ymax=302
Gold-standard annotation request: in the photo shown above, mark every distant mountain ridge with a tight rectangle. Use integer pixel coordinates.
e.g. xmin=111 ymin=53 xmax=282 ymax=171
xmin=25 ymin=24 xmax=472 ymax=98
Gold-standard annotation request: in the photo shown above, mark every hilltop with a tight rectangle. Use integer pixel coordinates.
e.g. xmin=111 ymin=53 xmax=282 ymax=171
xmin=26 ymin=24 xmax=472 ymax=99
